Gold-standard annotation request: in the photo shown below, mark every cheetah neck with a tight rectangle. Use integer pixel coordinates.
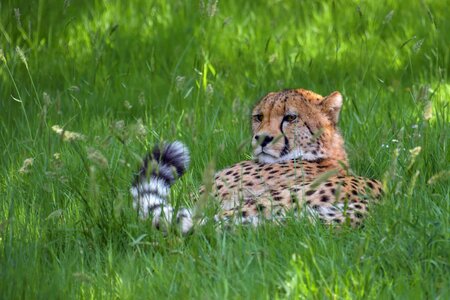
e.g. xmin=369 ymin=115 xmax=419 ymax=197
xmin=257 ymin=148 xmax=348 ymax=170
xmin=280 ymin=148 xmax=324 ymax=162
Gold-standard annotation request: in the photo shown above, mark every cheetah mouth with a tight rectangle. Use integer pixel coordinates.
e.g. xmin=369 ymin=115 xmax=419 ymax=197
xmin=254 ymin=148 xmax=280 ymax=163
xmin=255 ymin=147 xmax=306 ymax=163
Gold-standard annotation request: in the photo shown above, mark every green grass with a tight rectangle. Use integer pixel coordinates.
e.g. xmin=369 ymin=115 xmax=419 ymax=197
xmin=1 ymin=0 xmax=449 ymax=298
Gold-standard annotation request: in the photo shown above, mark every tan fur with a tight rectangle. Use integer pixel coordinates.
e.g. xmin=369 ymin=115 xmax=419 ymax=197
xmin=199 ymin=88 xmax=382 ymax=226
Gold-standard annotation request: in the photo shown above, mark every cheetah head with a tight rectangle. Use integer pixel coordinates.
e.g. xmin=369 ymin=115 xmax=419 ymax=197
xmin=251 ymin=89 xmax=348 ymax=164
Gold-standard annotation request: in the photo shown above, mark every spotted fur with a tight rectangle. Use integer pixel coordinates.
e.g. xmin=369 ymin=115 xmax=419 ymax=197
xmin=132 ymin=89 xmax=383 ymax=233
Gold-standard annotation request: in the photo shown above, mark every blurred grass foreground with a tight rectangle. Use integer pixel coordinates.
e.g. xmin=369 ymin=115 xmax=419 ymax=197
xmin=1 ymin=0 xmax=449 ymax=299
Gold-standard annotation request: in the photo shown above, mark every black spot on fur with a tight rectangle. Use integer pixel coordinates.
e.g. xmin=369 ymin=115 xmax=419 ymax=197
xmin=246 ymin=199 xmax=256 ymax=205
xmin=141 ymin=190 xmax=164 ymax=198
xmin=310 ymin=158 xmax=324 ymax=163
xmin=147 ymin=204 xmax=162 ymax=212
xmin=306 ymin=190 xmax=315 ymax=196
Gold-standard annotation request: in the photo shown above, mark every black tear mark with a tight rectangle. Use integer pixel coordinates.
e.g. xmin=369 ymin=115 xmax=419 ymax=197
xmin=279 ymin=100 xmax=290 ymax=157
xmin=304 ymin=123 xmax=314 ymax=136
xmin=281 ymin=135 xmax=290 ymax=157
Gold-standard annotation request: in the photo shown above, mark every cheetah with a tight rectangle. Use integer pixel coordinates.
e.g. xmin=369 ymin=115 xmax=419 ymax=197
xmin=131 ymin=88 xmax=383 ymax=233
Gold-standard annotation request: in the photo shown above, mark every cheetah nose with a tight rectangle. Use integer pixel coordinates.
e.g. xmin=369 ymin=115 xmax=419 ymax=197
xmin=255 ymin=134 xmax=274 ymax=147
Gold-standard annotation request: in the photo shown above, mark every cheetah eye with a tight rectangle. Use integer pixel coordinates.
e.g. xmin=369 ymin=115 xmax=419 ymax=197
xmin=253 ymin=114 xmax=263 ymax=122
xmin=284 ymin=114 xmax=297 ymax=122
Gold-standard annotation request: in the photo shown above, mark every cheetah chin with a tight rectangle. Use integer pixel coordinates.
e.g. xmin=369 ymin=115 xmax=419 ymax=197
xmin=255 ymin=148 xmax=324 ymax=164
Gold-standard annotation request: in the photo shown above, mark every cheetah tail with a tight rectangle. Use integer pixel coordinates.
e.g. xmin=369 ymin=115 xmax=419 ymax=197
xmin=133 ymin=141 xmax=190 ymax=187
xmin=131 ymin=141 xmax=191 ymax=230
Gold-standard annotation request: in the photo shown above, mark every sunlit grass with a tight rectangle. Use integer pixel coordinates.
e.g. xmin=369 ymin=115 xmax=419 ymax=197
xmin=1 ymin=0 xmax=449 ymax=298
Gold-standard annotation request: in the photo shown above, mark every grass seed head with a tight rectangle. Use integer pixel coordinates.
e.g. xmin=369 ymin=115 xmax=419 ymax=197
xmin=43 ymin=92 xmax=52 ymax=105
xmin=14 ymin=8 xmax=21 ymax=25
xmin=124 ymin=100 xmax=132 ymax=110
xmin=87 ymin=147 xmax=109 ymax=169
xmin=427 ymin=170 xmax=450 ymax=185
xmin=138 ymin=92 xmax=145 ymax=106
xmin=133 ymin=118 xmax=147 ymax=138
xmin=19 ymin=158 xmax=34 ymax=174
xmin=16 ymin=46 xmax=28 ymax=68
xmin=176 ymin=76 xmax=186 ymax=91
xmin=409 ymin=146 xmax=421 ymax=158
xmin=51 ymin=125 xmax=85 ymax=142
xmin=423 ymin=101 xmax=433 ymax=121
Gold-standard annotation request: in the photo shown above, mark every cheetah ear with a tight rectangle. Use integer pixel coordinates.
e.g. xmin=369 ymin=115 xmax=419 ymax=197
xmin=320 ymin=91 xmax=343 ymax=125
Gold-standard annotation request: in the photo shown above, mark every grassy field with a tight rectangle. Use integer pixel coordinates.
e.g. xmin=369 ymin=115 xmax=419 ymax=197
xmin=1 ymin=0 xmax=449 ymax=298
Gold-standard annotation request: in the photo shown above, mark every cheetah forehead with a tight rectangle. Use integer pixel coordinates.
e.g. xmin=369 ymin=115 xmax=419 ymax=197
xmin=253 ymin=89 xmax=325 ymax=113
xmin=294 ymin=89 xmax=324 ymax=104
xmin=253 ymin=89 xmax=325 ymax=117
